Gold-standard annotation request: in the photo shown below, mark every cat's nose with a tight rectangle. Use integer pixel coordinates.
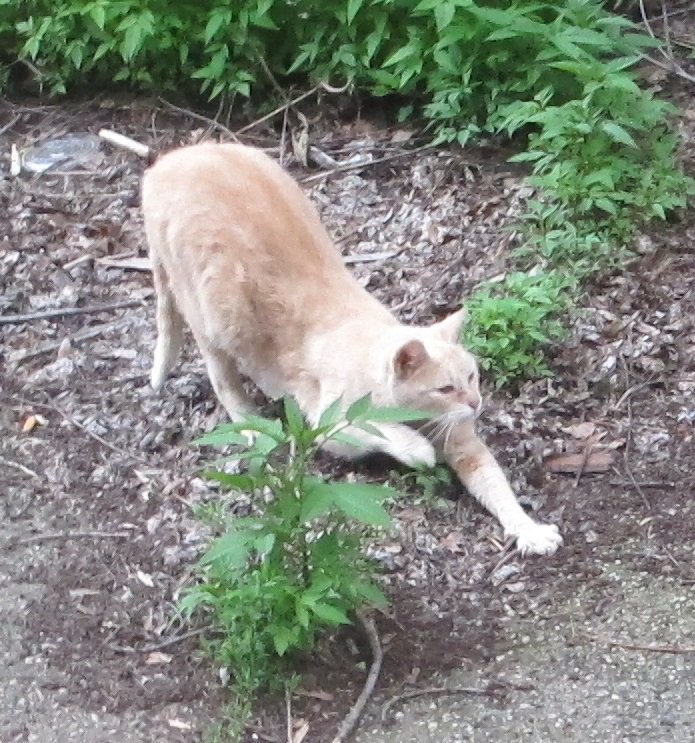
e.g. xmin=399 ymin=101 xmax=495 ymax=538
xmin=468 ymin=394 xmax=481 ymax=411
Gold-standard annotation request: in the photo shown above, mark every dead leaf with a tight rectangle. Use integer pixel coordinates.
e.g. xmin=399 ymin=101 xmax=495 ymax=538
xmin=22 ymin=414 xmax=47 ymax=432
xmin=145 ymin=651 xmax=173 ymax=665
xmin=563 ymin=422 xmax=597 ymax=440
xmin=391 ymin=128 xmax=414 ymax=143
xmin=440 ymin=531 xmax=466 ymax=554
xmin=397 ymin=506 xmax=426 ymax=523
xmin=546 ymin=450 xmax=615 ymax=474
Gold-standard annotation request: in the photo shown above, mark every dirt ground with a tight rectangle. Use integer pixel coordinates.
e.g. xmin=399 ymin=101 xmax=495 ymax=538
xmin=1 ymin=88 xmax=694 ymax=743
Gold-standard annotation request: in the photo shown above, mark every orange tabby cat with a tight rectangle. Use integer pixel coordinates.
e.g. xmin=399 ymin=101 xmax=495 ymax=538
xmin=141 ymin=142 xmax=562 ymax=556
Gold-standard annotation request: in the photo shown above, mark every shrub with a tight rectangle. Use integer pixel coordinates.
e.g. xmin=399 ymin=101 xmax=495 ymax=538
xmin=180 ymin=396 xmax=430 ymax=698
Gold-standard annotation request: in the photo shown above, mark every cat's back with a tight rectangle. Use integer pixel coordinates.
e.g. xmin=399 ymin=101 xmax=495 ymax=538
xmin=142 ymin=142 xmax=340 ymax=271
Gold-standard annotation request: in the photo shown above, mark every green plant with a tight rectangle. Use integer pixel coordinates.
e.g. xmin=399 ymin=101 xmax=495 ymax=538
xmin=464 ymin=271 xmax=570 ymax=385
xmin=180 ymin=396 xmax=430 ymax=700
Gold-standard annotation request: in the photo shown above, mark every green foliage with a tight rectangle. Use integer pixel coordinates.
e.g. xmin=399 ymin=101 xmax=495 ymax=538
xmin=464 ymin=271 xmax=570 ymax=385
xmin=181 ymin=396 xmax=426 ymax=698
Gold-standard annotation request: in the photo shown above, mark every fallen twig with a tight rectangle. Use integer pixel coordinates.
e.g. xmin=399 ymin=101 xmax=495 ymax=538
xmin=139 ymin=625 xmax=214 ymax=653
xmin=17 ymin=530 xmax=130 ymax=545
xmin=9 ymin=317 xmax=130 ymax=365
xmin=332 ymin=610 xmax=383 ymax=743
xmin=639 ymin=0 xmax=695 ymax=85
xmin=159 ymin=98 xmax=240 ymax=141
xmin=0 ymin=298 xmax=144 ymax=325
xmin=0 ymin=456 xmax=41 ymax=479
xmin=381 ymin=685 xmax=501 ymax=724
xmin=98 ymin=129 xmax=150 ymax=158
xmin=587 ymin=633 xmax=695 ymax=655
xmin=609 ymin=479 xmax=675 ymax=489
xmin=236 ymin=80 xmax=350 ymax=136
xmin=301 ymin=145 xmax=433 ymax=184
xmin=344 ymin=250 xmax=400 ymax=265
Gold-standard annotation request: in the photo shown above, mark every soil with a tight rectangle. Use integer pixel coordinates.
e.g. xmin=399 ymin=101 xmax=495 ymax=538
xmin=1 ymin=82 xmax=694 ymax=743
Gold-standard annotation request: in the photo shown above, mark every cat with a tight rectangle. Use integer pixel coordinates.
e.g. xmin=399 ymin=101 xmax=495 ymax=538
xmin=140 ymin=141 xmax=562 ymax=556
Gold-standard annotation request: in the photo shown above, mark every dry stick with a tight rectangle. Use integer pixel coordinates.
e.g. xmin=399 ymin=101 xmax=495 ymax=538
xmin=285 ymin=687 xmax=293 ymax=743
xmin=587 ymin=633 xmax=695 ymax=655
xmin=98 ymin=129 xmax=150 ymax=158
xmin=573 ymin=439 xmax=595 ymax=488
xmin=236 ymin=80 xmax=350 ymax=137
xmin=639 ymin=0 xmax=695 ymax=84
xmin=17 ymin=530 xmax=130 ymax=545
xmin=301 ymin=145 xmax=434 ymax=184
xmin=236 ymin=85 xmax=323 ymax=136
xmin=139 ymin=625 xmax=214 ymax=653
xmin=343 ymin=250 xmax=400 ymax=265
xmin=0 ymin=456 xmax=41 ymax=479
xmin=0 ymin=113 xmax=20 ymax=137
xmin=0 ymin=298 xmax=144 ymax=325
xmin=609 ymin=479 xmax=675 ymax=489
xmin=158 ymin=97 xmax=240 ymax=141
xmin=381 ymin=685 xmax=499 ymax=724
xmin=10 ymin=317 xmax=130 ymax=365
xmin=332 ymin=610 xmax=383 ymax=743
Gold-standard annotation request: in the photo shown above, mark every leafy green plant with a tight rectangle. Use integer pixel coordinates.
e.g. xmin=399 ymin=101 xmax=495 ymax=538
xmin=464 ymin=271 xmax=570 ymax=385
xmin=180 ymin=396 xmax=430 ymax=699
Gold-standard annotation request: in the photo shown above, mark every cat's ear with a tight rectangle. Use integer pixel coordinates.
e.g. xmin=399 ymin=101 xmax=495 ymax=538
xmin=394 ymin=340 xmax=429 ymax=380
xmin=432 ymin=307 xmax=467 ymax=343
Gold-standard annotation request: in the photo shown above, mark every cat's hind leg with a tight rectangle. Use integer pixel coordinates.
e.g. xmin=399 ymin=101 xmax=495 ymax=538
xmin=150 ymin=262 xmax=185 ymax=390
xmin=201 ymin=346 xmax=257 ymax=423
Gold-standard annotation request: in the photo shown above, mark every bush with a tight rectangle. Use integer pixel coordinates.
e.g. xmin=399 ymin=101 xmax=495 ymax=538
xmin=180 ymin=396 xmax=429 ymax=699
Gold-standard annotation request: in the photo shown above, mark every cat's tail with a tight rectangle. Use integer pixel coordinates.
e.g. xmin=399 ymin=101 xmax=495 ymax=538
xmin=98 ymin=129 xmax=158 ymax=166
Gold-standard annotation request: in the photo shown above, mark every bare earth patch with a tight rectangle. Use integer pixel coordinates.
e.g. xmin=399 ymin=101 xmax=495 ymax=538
xmin=1 ymin=97 xmax=694 ymax=742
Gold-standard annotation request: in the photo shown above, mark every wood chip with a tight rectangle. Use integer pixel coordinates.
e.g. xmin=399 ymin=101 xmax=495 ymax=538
xmin=545 ymin=450 xmax=615 ymax=474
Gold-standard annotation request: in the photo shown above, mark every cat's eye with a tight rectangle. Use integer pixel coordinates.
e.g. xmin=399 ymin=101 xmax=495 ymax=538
xmin=437 ymin=385 xmax=455 ymax=394
xmin=468 ymin=372 xmax=475 ymax=383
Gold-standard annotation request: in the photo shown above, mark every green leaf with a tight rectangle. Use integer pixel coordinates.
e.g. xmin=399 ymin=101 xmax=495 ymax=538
xmin=434 ymin=2 xmax=455 ymax=32
xmin=346 ymin=393 xmax=373 ymax=422
xmin=353 ymin=579 xmax=388 ymax=607
xmin=89 ymin=4 xmax=106 ymax=30
xmin=331 ymin=431 xmax=369 ymax=450
xmin=121 ymin=23 xmax=143 ymax=62
xmin=347 ymin=0 xmax=363 ymax=25
xmin=199 ymin=531 xmax=251 ymax=571
xmin=194 ymin=426 xmax=249 ymax=447
xmin=318 ymin=397 xmax=343 ymax=428
xmin=310 ymin=602 xmax=351 ymax=625
xmin=600 ymin=121 xmax=637 ymax=148
xmin=202 ymin=470 xmax=258 ymax=491
xmin=204 ymin=12 xmax=226 ymax=43
xmin=300 ymin=485 xmax=335 ymax=522
xmin=283 ymin=396 xmax=305 ymax=438
xmin=320 ymin=482 xmax=394 ymax=527
xmin=364 ymin=406 xmax=435 ymax=424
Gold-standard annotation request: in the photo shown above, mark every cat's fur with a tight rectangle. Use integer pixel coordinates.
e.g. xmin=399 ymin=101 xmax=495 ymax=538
xmin=141 ymin=142 xmax=562 ymax=556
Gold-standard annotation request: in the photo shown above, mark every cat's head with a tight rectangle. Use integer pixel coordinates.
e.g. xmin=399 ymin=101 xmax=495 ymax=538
xmin=390 ymin=309 xmax=482 ymax=424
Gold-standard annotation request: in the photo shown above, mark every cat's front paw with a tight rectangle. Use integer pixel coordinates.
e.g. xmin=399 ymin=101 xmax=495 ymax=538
xmin=396 ymin=439 xmax=437 ymax=470
xmin=513 ymin=522 xmax=562 ymax=557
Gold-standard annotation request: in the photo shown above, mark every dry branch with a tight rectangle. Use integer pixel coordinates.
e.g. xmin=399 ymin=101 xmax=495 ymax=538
xmin=332 ymin=610 xmax=383 ymax=743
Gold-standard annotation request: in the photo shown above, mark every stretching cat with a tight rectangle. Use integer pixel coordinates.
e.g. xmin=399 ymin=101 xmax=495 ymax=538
xmin=140 ymin=142 xmax=562 ymax=556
